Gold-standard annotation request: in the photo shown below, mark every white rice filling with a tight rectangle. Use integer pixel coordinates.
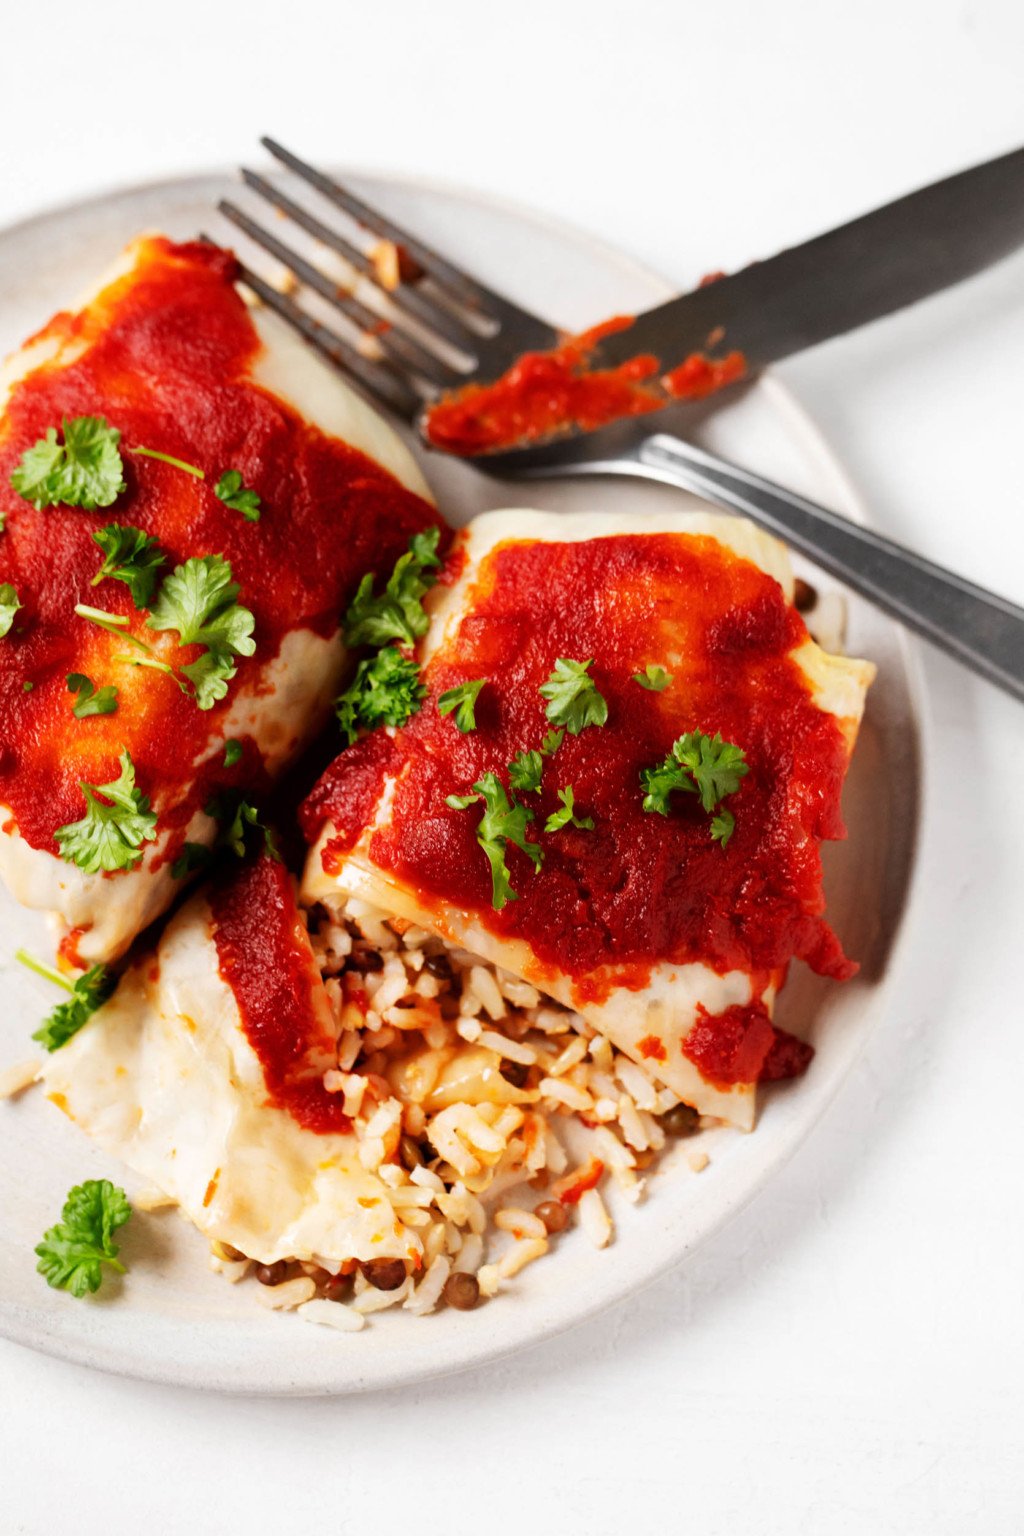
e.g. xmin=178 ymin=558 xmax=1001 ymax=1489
xmin=218 ymin=895 xmax=711 ymax=1321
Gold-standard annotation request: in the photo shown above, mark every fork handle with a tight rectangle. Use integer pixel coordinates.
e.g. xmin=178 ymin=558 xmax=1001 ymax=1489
xmin=634 ymin=431 xmax=1024 ymax=702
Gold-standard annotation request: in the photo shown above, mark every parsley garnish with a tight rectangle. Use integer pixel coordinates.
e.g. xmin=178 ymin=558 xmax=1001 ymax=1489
xmin=11 ymin=416 xmax=126 ymax=511
xmin=540 ymin=728 xmax=564 ymax=756
xmin=710 ymin=808 xmax=736 ymax=848
xmin=214 ymin=469 xmax=261 ymax=522
xmin=438 ymin=678 xmax=485 ymax=732
xmin=223 ymin=738 xmax=243 ymax=767
xmin=146 ymin=555 xmax=256 ymax=709
xmin=508 ymin=748 xmax=544 ymax=793
xmin=640 ymin=729 xmax=748 ymax=841
xmin=633 ymin=664 xmax=673 ymax=692
xmin=446 ymin=771 xmax=542 ymax=911
xmin=0 ymin=583 xmax=21 ymax=638
xmin=336 ymin=647 xmax=427 ymax=745
xmin=91 ymin=524 xmax=166 ymax=608
xmin=55 ymin=749 xmax=158 ymax=874
xmin=170 ymin=841 xmax=214 ymax=880
xmin=132 ymin=446 xmax=204 ymax=478
xmin=539 ymin=658 xmax=608 ymax=735
xmin=544 ymin=785 xmax=594 ymax=833
xmin=35 ymin=1179 xmax=131 ymax=1297
xmin=204 ymin=793 xmax=280 ymax=863
xmin=66 ymin=672 xmax=118 ymax=719
xmin=15 ymin=949 xmax=115 ymax=1051
xmin=343 ymin=526 xmax=441 ymax=648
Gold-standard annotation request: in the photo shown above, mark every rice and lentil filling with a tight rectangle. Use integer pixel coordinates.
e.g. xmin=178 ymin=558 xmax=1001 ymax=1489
xmin=225 ymin=892 xmax=708 ymax=1323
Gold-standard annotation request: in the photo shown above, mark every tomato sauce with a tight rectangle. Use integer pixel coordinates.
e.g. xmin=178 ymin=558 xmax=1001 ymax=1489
xmin=423 ymin=314 xmax=747 ymax=456
xmin=210 ymin=851 xmax=351 ymax=1134
xmin=0 ymin=237 xmax=440 ymax=856
xmin=682 ymin=1001 xmax=813 ymax=1088
xmin=302 ymin=532 xmax=856 ymax=992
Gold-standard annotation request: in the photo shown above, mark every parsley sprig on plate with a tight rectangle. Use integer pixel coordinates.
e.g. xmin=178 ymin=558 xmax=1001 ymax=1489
xmin=54 ymin=749 xmax=158 ymax=874
xmin=15 ymin=949 xmax=115 ymax=1051
xmin=35 ymin=1180 xmax=132 ymax=1298
xmin=446 ymin=772 xmax=543 ymax=911
xmin=640 ymin=729 xmax=748 ymax=846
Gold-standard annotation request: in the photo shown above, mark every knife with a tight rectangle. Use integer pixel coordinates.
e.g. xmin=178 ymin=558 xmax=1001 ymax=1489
xmin=586 ymin=144 xmax=1024 ymax=378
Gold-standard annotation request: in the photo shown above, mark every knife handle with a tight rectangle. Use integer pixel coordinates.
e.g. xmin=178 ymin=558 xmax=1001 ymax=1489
xmin=635 ymin=432 xmax=1024 ymax=703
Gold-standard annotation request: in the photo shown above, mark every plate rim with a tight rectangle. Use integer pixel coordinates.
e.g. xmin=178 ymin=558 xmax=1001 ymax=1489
xmin=0 ymin=166 xmax=930 ymax=1395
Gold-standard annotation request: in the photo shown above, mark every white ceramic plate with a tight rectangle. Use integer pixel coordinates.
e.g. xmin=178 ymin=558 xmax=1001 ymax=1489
xmin=0 ymin=171 xmax=925 ymax=1395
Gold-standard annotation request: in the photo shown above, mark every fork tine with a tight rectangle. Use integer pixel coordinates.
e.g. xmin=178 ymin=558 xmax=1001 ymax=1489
xmin=232 ymin=257 xmax=423 ymax=421
xmin=262 ymin=136 xmax=533 ymax=323
xmin=219 ymin=199 xmax=465 ymax=390
xmin=240 ymin=167 xmax=484 ymax=357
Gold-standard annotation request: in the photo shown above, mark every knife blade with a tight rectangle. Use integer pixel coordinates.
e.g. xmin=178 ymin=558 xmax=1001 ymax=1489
xmin=591 ymin=145 xmax=1024 ymax=376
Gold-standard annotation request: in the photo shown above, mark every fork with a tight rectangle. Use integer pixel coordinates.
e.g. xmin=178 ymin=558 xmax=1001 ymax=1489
xmin=216 ymin=138 xmax=1024 ymax=703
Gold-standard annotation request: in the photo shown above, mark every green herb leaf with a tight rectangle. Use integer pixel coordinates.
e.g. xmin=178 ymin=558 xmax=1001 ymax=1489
xmin=445 ymin=770 xmax=542 ymax=911
xmin=35 ymin=1179 xmax=131 ymax=1297
xmin=633 ymin=663 xmax=673 ymax=692
xmin=640 ymin=729 xmax=748 ymax=839
xmin=540 ymin=728 xmax=564 ymax=756
xmin=0 ymin=583 xmax=21 ymax=638
xmin=343 ymin=526 xmax=441 ymax=648
xmin=66 ymin=672 xmax=119 ymax=719
xmin=12 ymin=417 xmax=126 ymax=511
xmin=55 ymin=749 xmax=158 ymax=874
xmin=710 ymin=808 xmax=736 ymax=847
xmin=131 ymin=446 xmax=204 ymax=478
xmin=544 ymin=785 xmax=594 ymax=833
xmin=15 ymin=950 xmax=116 ymax=1051
xmin=335 ymin=647 xmax=427 ymax=745
xmin=438 ymin=677 xmax=485 ymax=733
xmin=639 ymin=756 xmax=696 ymax=817
xmin=214 ymin=469 xmax=261 ymax=522
xmin=671 ymin=730 xmax=749 ymax=813
xmin=223 ymin=738 xmax=242 ymax=767
xmin=170 ymin=841 xmax=214 ymax=880
xmin=205 ymin=793 xmax=280 ymax=863
xmin=539 ymin=658 xmax=608 ymax=735
xmin=146 ymin=555 xmax=256 ymax=710
xmin=508 ymin=748 xmax=544 ymax=794
xmin=91 ymin=524 xmax=166 ymax=608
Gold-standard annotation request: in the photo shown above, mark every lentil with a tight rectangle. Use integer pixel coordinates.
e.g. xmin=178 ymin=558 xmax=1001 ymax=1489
xmin=255 ymin=1260 xmax=288 ymax=1286
xmin=499 ymin=1058 xmax=530 ymax=1087
xmin=443 ymin=1271 xmax=481 ymax=1310
xmin=361 ymin=1257 xmax=407 ymax=1291
xmin=661 ymin=1102 xmax=700 ymax=1137
xmin=535 ymin=1200 xmax=568 ymax=1234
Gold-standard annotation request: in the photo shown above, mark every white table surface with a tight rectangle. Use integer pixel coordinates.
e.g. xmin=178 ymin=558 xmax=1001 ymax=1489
xmin=2 ymin=2 xmax=1023 ymax=1531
